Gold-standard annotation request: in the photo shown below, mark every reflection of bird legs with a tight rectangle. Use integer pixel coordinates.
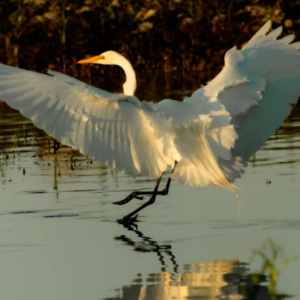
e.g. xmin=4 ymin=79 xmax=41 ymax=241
xmin=115 ymin=222 xmax=179 ymax=273
xmin=115 ymin=162 xmax=177 ymax=224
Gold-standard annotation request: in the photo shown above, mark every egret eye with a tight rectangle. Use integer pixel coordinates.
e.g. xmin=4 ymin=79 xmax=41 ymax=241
xmin=99 ymin=55 xmax=105 ymax=60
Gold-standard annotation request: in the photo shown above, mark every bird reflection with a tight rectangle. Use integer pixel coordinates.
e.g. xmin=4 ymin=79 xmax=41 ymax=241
xmin=115 ymin=223 xmax=178 ymax=274
xmin=107 ymin=224 xmax=291 ymax=300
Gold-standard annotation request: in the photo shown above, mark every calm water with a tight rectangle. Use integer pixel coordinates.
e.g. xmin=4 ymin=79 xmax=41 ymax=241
xmin=0 ymin=78 xmax=300 ymax=300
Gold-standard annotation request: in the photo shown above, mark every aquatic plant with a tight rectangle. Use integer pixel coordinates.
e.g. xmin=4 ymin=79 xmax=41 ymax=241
xmin=250 ymin=239 xmax=297 ymax=300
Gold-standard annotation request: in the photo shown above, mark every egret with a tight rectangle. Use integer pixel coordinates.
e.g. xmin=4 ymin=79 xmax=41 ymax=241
xmin=0 ymin=21 xmax=300 ymax=223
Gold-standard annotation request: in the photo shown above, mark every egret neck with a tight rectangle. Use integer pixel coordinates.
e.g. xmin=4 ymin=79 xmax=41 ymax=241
xmin=115 ymin=55 xmax=137 ymax=96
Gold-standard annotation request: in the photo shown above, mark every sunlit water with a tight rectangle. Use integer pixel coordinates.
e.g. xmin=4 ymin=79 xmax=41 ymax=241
xmin=0 ymin=87 xmax=300 ymax=300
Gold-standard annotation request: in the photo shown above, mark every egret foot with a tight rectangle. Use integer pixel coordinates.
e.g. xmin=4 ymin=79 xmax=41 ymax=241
xmin=118 ymin=214 xmax=139 ymax=225
xmin=119 ymin=194 xmax=157 ymax=223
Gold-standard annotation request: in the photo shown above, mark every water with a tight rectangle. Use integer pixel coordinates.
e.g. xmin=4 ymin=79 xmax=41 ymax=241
xmin=0 ymin=84 xmax=300 ymax=299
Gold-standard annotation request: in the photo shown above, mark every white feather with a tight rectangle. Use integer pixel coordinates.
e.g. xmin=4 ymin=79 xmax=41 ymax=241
xmin=280 ymin=34 xmax=295 ymax=44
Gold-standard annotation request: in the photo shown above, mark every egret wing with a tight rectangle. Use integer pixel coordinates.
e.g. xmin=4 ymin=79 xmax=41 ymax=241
xmin=186 ymin=21 xmax=300 ymax=182
xmin=0 ymin=64 xmax=168 ymax=177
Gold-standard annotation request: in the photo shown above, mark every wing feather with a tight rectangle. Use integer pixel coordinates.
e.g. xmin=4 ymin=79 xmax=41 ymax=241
xmin=245 ymin=20 xmax=271 ymax=47
xmin=280 ymin=34 xmax=295 ymax=44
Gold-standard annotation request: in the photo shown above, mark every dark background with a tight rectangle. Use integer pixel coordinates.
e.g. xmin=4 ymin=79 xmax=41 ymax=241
xmin=0 ymin=0 xmax=300 ymax=99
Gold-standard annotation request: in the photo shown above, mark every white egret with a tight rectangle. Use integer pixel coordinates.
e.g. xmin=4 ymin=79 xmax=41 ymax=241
xmin=0 ymin=21 xmax=300 ymax=223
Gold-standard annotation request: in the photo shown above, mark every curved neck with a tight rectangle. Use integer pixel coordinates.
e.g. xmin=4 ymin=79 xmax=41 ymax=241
xmin=115 ymin=56 xmax=137 ymax=96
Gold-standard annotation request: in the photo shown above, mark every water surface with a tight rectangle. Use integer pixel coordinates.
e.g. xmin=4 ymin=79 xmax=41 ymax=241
xmin=0 ymin=79 xmax=299 ymax=300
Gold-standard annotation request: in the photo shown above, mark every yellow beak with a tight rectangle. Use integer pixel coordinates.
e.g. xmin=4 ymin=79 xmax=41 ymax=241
xmin=77 ymin=55 xmax=100 ymax=64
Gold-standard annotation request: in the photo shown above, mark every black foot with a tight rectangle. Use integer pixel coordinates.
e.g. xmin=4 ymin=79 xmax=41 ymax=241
xmin=118 ymin=214 xmax=139 ymax=226
xmin=112 ymin=192 xmax=144 ymax=205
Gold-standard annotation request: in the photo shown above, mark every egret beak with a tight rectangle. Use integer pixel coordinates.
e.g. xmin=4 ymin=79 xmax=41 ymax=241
xmin=77 ymin=56 xmax=100 ymax=64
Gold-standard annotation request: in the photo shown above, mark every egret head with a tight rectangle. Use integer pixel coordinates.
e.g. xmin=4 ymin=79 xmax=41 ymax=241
xmin=77 ymin=50 xmax=137 ymax=96
xmin=77 ymin=51 xmax=122 ymax=66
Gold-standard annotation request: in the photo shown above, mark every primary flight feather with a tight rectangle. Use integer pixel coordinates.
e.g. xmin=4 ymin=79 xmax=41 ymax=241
xmin=0 ymin=21 xmax=300 ymax=221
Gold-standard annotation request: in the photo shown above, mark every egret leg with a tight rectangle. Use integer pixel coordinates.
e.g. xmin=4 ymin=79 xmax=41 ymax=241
xmin=113 ymin=162 xmax=177 ymax=206
xmin=119 ymin=174 xmax=163 ymax=224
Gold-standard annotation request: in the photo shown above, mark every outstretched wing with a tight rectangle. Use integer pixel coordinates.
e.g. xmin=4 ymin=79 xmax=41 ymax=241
xmin=186 ymin=21 xmax=300 ymax=182
xmin=0 ymin=64 xmax=168 ymax=177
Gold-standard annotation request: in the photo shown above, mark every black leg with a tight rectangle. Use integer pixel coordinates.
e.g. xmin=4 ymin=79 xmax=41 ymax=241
xmin=119 ymin=174 xmax=163 ymax=224
xmin=113 ymin=161 xmax=177 ymax=206
xmin=112 ymin=191 xmax=154 ymax=206
xmin=162 ymin=161 xmax=177 ymax=195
